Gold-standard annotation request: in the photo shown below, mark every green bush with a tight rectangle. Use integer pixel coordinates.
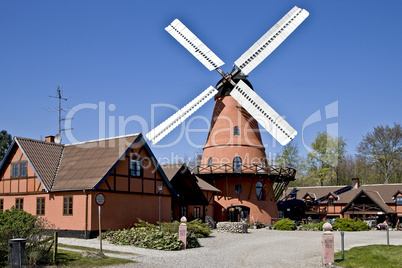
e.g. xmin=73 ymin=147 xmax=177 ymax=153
xmin=161 ymin=219 xmax=211 ymax=238
xmin=332 ymin=218 xmax=370 ymax=231
xmin=0 ymin=207 xmax=54 ymax=266
xmin=104 ymin=228 xmax=183 ymax=250
xmin=273 ymin=218 xmax=296 ymax=231
xmin=301 ymin=221 xmax=325 ymax=231
xmin=134 ymin=218 xmax=157 ymax=229
xmin=254 ymin=221 xmax=266 ymax=229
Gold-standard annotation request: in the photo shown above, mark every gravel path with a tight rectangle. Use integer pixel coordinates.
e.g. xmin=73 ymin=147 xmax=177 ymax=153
xmin=59 ymin=229 xmax=402 ymax=267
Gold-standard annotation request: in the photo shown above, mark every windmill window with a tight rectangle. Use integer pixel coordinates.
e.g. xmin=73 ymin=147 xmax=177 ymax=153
xmin=233 ymin=157 xmax=242 ymax=172
xmin=235 ymin=184 xmax=242 ymax=194
xmin=234 ymin=126 xmax=240 ymax=136
xmin=208 ymin=157 xmax=213 ymax=166
xmin=256 ymin=182 xmax=264 ymax=200
xmin=261 ymin=158 xmax=265 ymax=167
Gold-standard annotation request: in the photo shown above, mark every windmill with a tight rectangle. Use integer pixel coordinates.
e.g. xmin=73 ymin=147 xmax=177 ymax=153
xmin=146 ymin=6 xmax=309 ymax=146
xmin=147 ymin=6 xmax=309 ymax=223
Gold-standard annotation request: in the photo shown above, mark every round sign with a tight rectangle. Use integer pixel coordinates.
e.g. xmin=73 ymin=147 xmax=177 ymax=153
xmin=95 ymin=193 xmax=106 ymax=206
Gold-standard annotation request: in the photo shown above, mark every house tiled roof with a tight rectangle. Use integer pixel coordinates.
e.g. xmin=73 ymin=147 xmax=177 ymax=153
xmin=16 ymin=137 xmax=64 ymax=191
xmin=195 ymin=176 xmax=221 ymax=193
xmin=52 ymin=134 xmax=139 ymax=191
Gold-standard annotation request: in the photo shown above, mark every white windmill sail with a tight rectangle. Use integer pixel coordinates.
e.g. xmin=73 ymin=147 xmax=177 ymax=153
xmin=146 ymin=86 xmax=218 ymax=144
xmin=166 ymin=19 xmax=225 ymax=71
xmin=234 ymin=6 xmax=309 ymax=75
xmin=230 ymin=80 xmax=297 ymax=146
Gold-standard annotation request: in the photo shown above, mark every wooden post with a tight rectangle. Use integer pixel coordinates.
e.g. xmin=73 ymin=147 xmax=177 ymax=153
xmin=53 ymin=231 xmax=58 ymax=264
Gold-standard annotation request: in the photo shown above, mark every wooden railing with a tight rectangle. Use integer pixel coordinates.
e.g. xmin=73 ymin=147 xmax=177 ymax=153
xmin=193 ymin=163 xmax=296 ymax=179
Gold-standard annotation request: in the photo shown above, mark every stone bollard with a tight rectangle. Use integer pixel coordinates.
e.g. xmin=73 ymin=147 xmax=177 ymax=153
xmin=179 ymin=216 xmax=187 ymax=249
xmin=322 ymin=222 xmax=334 ymax=266
xmin=8 ymin=238 xmax=27 ymax=268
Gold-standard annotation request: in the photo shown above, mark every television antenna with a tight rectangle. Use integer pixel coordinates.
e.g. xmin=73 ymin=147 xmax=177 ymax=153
xmin=48 ymin=85 xmax=73 ymax=135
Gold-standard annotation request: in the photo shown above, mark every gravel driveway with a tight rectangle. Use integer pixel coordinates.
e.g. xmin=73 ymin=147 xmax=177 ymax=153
xmin=59 ymin=229 xmax=402 ymax=267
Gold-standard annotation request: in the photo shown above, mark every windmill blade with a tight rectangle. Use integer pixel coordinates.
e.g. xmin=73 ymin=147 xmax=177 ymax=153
xmin=146 ymin=86 xmax=218 ymax=144
xmin=165 ymin=19 xmax=225 ymax=71
xmin=234 ymin=6 xmax=309 ymax=75
xmin=230 ymin=80 xmax=297 ymax=146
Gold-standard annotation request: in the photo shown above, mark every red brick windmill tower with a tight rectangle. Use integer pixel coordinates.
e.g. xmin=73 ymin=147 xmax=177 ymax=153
xmin=147 ymin=6 xmax=309 ymax=224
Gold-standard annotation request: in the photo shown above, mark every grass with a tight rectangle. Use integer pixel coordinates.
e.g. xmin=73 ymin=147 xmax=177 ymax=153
xmin=58 ymin=243 xmax=139 ymax=256
xmin=56 ymin=249 xmax=135 ymax=267
xmin=334 ymin=245 xmax=402 ymax=268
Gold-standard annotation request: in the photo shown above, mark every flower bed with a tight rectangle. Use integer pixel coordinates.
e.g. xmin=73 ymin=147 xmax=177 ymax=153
xmin=104 ymin=227 xmax=183 ymax=250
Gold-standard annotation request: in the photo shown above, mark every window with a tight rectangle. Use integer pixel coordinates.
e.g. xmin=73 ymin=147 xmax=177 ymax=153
xmin=11 ymin=164 xmax=19 ymax=178
xmin=20 ymin=163 xmax=27 ymax=177
xmin=37 ymin=197 xmax=45 ymax=215
xmin=328 ymin=198 xmax=334 ymax=206
xmin=10 ymin=162 xmax=28 ymax=178
xmin=0 ymin=199 xmax=3 ymax=212
xmin=397 ymin=196 xmax=402 ymax=205
xmin=63 ymin=196 xmax=73 ymax=215
xmin=15 ymin=198 xmax=23 ymax=211
xmin=194 ymin=207 xmax=200 ymax=219
xmin=233 ymin=157 xmax=242 ymax=172
xmin=208 ymin=157 xmax=213 ymax=166
xmin=234 ymin=126 xmax=240 ymax=136
xmin=180 ymin=206 xmax=187 ymax=217
xmin=261 ymin=158 xmax=265 ymax=167
xmin=256 ymin=182 xmax=264 ymax=200
xmin=130 ymin=157 xmax=142 ymax=177
xmin=235 ymin=184 xmax=242 ymax=194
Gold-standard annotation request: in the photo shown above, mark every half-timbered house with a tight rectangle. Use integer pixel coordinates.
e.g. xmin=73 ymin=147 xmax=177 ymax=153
xmin=0 ymin=133 xmax=175 ymax=238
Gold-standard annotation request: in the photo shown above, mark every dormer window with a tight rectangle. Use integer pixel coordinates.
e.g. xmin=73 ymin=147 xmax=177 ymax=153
xmin=328 ymin=198 xmax=334 ymax=206
xmin=397 ymin=196 xmax=402 ymax=205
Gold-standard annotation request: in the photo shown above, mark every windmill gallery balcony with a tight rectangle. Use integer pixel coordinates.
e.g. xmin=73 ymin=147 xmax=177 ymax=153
xmin=193 ymin=163 xmax=297 ymax=202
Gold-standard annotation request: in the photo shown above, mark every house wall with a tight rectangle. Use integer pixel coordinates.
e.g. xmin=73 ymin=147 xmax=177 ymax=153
xmin=213 ymin=176 xmax=278 ymax=224
xmin=0 ymin=146 xmax=44 ymax=194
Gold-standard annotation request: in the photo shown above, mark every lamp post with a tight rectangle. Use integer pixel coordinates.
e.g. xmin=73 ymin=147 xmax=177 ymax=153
xmin=158 ymin=183 xmax=163 ymax=232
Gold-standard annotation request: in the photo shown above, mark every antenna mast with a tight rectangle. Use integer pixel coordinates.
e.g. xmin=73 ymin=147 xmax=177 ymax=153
xmin=49 ymin=86 xmax=70 ymax=135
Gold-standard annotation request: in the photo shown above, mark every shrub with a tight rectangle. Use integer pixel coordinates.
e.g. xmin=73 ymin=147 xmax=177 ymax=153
xmin=134 ymin=218 xmax=157 ymax=229
xmin=0 ymin=207 xmax=54 ymax=266
xmin=254 ymin=221 xmax=266 ymax=229
xmin=332 ymin=218 xmax=370 ymax=231
xmin=104 ymin=228 xmax=183 ymax=250
xmin=301 ymin=221 xmax=325 ymax=231
xmin=161 ymin=219 xmax=211 ymax=238
xmin=273 ymin=218 xmax=296 ymax=230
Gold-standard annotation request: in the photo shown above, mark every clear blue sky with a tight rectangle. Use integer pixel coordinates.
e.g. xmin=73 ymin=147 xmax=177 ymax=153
xmin=1 ymin=0 xmax=401 ymax=164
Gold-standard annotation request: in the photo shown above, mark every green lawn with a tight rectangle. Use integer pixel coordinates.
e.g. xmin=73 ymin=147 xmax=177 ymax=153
xmin=56 ymin=249 xmax=135 ymax=267
xmin=334 ymin=245 xmax=402 ymax=268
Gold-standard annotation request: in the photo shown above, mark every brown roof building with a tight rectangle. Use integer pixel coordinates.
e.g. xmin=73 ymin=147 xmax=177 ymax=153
xmin=0 ymin=134 xmax=175 ymax=238
xmin=279 ymin=179 xmax=402 ymax=227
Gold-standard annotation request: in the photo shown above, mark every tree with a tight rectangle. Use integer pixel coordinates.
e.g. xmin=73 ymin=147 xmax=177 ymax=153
xmin=356 ymin=123 xmax=402 ymax=184
xmin=275 ymin=142 xmax=300 ymax=168
xmin=0 ymin=130 xmax=12 ymax=162
xmin=306 ymin=131 xmax=347 ymax=186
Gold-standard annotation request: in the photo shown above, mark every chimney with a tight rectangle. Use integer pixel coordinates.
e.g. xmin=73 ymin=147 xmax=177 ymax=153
xmin=45 ymin=136 xmax=55 ymax=143
xmin=352 ymin=178 xmax=360 ymax=189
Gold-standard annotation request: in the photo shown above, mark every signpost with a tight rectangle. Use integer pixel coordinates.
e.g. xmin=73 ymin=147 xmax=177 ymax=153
xmin=95 ymin=193 xmax=106 ymax=252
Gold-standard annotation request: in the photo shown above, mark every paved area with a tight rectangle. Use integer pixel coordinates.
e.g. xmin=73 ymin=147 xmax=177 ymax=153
xmin=59 ymin=229 xmax=402 ymax=267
